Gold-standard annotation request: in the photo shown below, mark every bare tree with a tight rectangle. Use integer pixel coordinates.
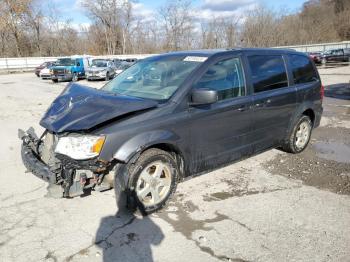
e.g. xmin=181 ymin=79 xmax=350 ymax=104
xmin=200 ymin=17 xmax=239 ymax=49
xmin=82 ymin=0 xmax=132 ymax=55
xmin=25 ymin=0 xmax=44 ymax=55
xmin=1 ymin=0 xmax=31 ymax=56
xmin=158 ymin=0 xmax=194 ymax=51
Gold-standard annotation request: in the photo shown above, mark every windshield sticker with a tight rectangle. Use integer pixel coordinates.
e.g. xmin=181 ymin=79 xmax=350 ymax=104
xmin=183 ymin=56 xmax=208 ymax=62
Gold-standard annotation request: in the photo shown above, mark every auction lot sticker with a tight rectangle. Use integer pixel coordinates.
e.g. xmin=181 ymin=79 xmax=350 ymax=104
xmin=184 ymin=56 xmax=208 ymax=62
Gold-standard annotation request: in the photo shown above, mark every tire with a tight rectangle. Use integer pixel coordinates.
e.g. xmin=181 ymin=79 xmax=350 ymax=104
xmin=115 ymin=148 xmax=179 ymax=214
xmin=52 ymin=79 xmax=58 ymax=83
xmin=282 ymin=115 xmax=312 ymax=154
xmin=72 ymin=73 xmax=78 ymax=82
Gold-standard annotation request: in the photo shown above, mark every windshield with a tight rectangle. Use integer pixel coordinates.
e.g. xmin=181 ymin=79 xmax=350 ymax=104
xmin=56 ymin=58 xmax=75 ymax=66
xmin=102 ymin=56 xmax=203 ymax=100
xmin=91 ymin=59 xmax=108 ymax=67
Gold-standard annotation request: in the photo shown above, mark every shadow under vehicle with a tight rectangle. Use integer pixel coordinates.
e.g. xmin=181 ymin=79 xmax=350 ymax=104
xmin=19 ymin=48 xmax=323 ymax=214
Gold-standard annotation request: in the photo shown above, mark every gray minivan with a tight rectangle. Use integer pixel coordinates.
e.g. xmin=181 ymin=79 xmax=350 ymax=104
xmin=19 ymin=48 xmax=323 ymax=214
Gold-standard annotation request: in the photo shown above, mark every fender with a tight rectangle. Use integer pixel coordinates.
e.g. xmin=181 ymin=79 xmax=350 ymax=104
xmin=285 ymin=101 xmax=316 ymax=138
xmin=113 ymin=130 xmax=181 ymax=163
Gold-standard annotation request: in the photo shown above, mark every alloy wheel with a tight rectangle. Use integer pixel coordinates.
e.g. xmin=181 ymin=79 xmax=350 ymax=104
xmin=135 ymin=161 xmax=172 ymax=207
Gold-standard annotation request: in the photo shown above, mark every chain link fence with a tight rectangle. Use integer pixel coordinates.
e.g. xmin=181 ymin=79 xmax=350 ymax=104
xmin=275 ymin=41 xmax=350 ymax=52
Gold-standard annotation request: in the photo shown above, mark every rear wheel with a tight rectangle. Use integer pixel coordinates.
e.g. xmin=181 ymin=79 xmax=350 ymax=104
xmin=115 ymin=148 xmax=179 ymax=214
xmin=52 ymin=79 xmax=58 ymax=83
xmin=282 ymin=115 xmax=312 ymax=153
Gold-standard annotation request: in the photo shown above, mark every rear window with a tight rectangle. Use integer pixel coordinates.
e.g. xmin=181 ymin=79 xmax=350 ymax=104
xmin=248 ymin=55 xmax=288 ymax=93
xmin=289 ymin=55 xmax=318 ymax=84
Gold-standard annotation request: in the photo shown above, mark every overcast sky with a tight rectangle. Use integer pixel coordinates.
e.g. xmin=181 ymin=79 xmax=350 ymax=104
xmin=50 ymin=0 xmax=307 ymax=29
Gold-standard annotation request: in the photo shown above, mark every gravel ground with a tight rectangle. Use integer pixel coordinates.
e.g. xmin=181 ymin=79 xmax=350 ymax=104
xmin=0 ymin=66 xmax=349 ymax=262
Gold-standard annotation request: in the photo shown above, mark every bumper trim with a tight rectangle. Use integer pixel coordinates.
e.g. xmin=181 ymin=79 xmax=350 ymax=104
xmin=21 ymin=143 xmax=57 ymax=184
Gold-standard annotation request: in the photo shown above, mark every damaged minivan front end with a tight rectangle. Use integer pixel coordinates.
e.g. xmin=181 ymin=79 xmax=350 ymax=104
xmin=19 ymin=128 xmax=113 ymax=197
xmin=19 ymin=82 xmax=158 ymax=198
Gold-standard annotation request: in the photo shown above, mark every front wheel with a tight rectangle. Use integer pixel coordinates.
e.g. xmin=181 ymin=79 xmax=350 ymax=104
xmin=115 ymin=148 xmax=179 ymax=214
xmin=282 ymin=115 xmax=312 ymax=153
xmin=72 ymin=73 xmax=78 ymax=82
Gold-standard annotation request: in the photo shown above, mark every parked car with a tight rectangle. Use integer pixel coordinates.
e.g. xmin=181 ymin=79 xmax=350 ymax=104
xmin=112 ymin=58 xmax=122 ymax=68
xmin=19 ymin=48 xmax=323 ymax=214
xmin=86 ymin=59 xmax=116 ymax=81
xmin=307 ymin=52 xmax=322 ymax=64
xmin=321 ymin=48 xmax=350 ymax=64
xmin=50 ymin=56 xmax=90 ymax=83
xmin=115 ymin=60 xmax=136 ymax=75
xmin=34 ymin=61 xmax=56 ymax=77
xmin=40 ymin=62 xmax=57 ymax=79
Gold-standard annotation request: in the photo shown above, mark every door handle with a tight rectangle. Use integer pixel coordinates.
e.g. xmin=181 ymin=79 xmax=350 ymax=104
xmin=255 ymin=99 xmax=271 ymax=108
xmin=237 ymin=105 xmax=249 ymax=112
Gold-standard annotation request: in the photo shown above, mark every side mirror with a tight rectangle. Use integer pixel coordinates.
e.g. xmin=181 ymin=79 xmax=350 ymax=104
xmin=190 ymin=88 xmax=218 ymax=106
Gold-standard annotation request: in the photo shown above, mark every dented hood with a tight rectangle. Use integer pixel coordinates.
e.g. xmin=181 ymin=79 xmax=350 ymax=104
xmin=40 ymin=83 xmax=158 ymax=133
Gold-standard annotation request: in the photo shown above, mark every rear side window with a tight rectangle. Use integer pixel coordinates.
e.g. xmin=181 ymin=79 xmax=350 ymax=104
xmin=248 ymin=55 xmax=288 ymax=93
xmin=289 ymin=55 xmax=318 ymax=84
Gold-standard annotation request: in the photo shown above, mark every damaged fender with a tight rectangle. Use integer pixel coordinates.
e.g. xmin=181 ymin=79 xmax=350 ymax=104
xmin=113 ymin=130 xmax=180 ymax=163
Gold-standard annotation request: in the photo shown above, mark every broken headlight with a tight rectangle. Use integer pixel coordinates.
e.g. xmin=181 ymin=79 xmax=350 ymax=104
xmin=55 ymin=135 xmax=105 ymax=160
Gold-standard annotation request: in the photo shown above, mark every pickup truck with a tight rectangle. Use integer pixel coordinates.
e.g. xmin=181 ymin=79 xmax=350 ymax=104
xmin=321 ymin=48 xmax=350 ymax=64
xmin=50 ymin=57 xmax=90 ymax=83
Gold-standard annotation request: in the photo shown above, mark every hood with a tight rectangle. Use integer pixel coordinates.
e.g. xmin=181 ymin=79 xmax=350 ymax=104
xmin=40 ymin=83 xmax=158 ymax=133
xmin=52 ymin=65 xmax=73 ymax=70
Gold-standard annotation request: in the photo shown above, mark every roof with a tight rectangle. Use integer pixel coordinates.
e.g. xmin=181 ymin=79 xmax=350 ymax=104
xmin=154 ymin=48 xmax=300 ymax=59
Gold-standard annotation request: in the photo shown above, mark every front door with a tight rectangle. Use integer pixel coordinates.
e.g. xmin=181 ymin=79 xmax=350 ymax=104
xmin=189 ymin=56 xmax=253 ymax=173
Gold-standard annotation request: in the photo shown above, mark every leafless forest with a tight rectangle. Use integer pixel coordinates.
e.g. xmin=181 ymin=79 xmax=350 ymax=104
xmin=0 ymin=0 xmax=349 ymax=57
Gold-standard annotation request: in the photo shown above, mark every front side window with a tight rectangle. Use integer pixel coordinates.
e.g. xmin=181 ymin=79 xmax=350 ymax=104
xmin=194 ymin=57 xmax=245 ymax=101
xmin=102 ymin=56 xmax=203 ymax=100
xmin=289 ymin=55 xmax=318 ymax=84
xmin=248 ymin=55 xmax=288 ymax=93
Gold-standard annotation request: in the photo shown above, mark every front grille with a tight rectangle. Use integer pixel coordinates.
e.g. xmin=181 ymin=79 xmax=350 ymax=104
xmin=53 ymin=69 xmax=65 ymax=74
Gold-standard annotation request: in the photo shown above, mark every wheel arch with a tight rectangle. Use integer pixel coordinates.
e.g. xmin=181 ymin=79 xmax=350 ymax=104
xmin=285 ymin=104 xmax=316 ymax=141
xmin=301 ymin=108 xmax=315 ymax=126
xmin=113 ymin=130 xmax=186 ymax=180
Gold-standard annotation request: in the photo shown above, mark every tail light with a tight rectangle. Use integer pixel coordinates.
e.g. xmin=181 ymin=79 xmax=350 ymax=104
xmin=320 ymin=84 xmax=324 ymax=101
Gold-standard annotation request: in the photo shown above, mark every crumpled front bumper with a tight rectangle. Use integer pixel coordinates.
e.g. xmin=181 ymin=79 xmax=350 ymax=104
xmin=21 ymin=143 xmax=57 ymax=184
xmin=18 ymin=128 xmax=114 ymax=197
xmin=19 ymin=129 xmax=57 ymax=184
